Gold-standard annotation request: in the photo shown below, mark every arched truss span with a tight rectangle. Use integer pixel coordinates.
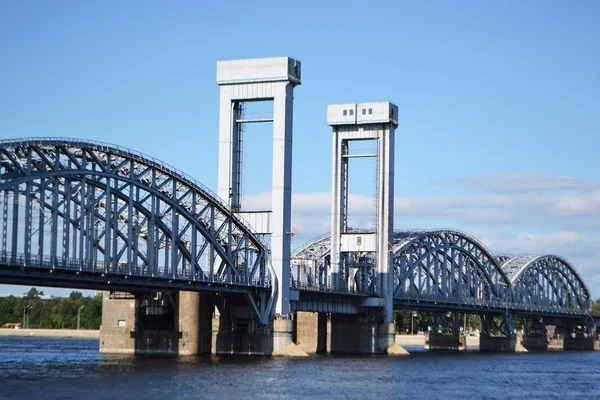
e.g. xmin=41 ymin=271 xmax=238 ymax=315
xmin=392 ymin=229 xmax=511 ymax=304
xmin=0 ymin=138 xmax=273 ymax=323
xmin=501 ymin=255 xmax=591 ymax=312
xmin=290 ymin=233 xmax=332 ymax=289
xmin=494 ymin=253 xmax=513 ymax=266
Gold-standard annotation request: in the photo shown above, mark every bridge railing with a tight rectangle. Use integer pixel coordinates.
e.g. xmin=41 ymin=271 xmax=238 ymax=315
xmin=0 ymin=252 xmax=271 ymax=289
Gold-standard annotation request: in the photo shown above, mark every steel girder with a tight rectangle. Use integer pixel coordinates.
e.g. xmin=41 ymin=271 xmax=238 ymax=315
xmin=0 ymin=138 xmax=274 ymax=324
xmin=500 ymin=255 xmax=591 ymax=312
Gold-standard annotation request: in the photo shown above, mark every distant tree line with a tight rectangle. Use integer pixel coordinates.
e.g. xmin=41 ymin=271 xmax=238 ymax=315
xmin=0 ymin=288 xmax=102 ymax=329
xmin=593 ymin=298 xmax=600 ymax=316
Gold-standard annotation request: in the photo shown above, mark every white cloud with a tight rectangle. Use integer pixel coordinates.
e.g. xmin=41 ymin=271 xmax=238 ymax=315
xmin=439 ymin=174 xmax=600 ymax=193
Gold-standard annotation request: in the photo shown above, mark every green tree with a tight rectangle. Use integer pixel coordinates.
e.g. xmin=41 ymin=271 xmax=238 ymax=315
xmin=0 ymin=288 xmax=102 ymax=329
xmin=592 ymin=299 xmax=600 ymax=316
xmin=25 ymin=287 xmax=43 ymax=300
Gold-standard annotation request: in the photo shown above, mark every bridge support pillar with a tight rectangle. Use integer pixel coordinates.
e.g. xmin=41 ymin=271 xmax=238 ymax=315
xmin=294 ymin=311 xmax=327 ymax=354
xmin=564 ymin=334 xmax=599 ymax=351
xmin=99 ymin=291 xmax=137 ymax=354
xmin=210 ymin=316 xmax=304 ymax=356
xmin=477 ymin=312 xmax=520 ymax=352
xmin=522 ymin=318 xmax=549 ymax=351
xmin=327 ymin=314 xmax=401 ymax=354
xmin=479 ymin=334 xmax=518 ymax=352
xmin=424 ymin=332 xmax=466 ymax=351
xmin=424 ymin=312 xmax=466 ymax=351
xmin=177 ymin=291 xmax=214 ymax=356
xmin=101 ymin=290 xmax=216 ymax=356
xmin=563 ymin=320 xmax=599 ymax=351
xmin=522 ymin=334 xmax=549 ymax=351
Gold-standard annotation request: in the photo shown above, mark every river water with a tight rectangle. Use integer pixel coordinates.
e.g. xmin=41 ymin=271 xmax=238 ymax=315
xmin=0 ymin=337 xmax=598 ymax=399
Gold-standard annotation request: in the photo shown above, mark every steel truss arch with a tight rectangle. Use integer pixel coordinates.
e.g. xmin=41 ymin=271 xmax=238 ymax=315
xmin=392 ymin=229 xmax=511 ymax=304
xmin=501 ymin=254 xmax=591 ymax=312
xmin=0 ymin=138 xmax=274 ymax=323
xmin=290 ymin=233 xmax=332 ymax=288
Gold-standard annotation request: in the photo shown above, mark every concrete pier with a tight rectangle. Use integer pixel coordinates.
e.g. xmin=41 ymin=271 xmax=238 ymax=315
xmin=425 ymin=333 xmax=466 ymax=351
xmin=295 ymin=311 xmax=327 ymax=354
xmin=327 ymin=315 xmax=398 ymax=354
xmin=99 ymin=291 xmax=136 ymax=354
xmin=479 ymin=334 xmax=517 ymax=352
xmin=563 ymin=334 xmax=600 ymax=351
xmin=521 ymin=334 xmax=549 ymax=351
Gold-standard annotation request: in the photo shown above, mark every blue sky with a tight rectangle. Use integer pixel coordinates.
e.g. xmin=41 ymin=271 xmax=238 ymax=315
xmin=1 ymin=1 xmax=599 ymax=297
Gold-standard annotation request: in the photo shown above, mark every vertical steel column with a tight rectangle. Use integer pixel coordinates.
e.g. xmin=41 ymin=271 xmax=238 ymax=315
xmin=38 ymin=179 xmax=45 ymax=260
xmin=24 ymin=148 xmax=33 ymax=262
xmin=190 ymin=192 xmax=197 ymax=280
xmin=209 ymin=205 xmax=215 ymax=281
xmin=1 ymin=190 xmax=8 ymax=256
xmin=63 ymin=180 xmax=72 ymax=262
xmin=50 ymin=176 xmax=59 ymax=266
xmin=148 ymin=169 xmax=156 ymax=275
xmin=171 ymin=180 xmax=178 ymax=279
xmin=133 ymin=186 xmax=140 ymax=274
xmin=127 ymin=174 xmax=134 ymax=275
xmin=104 ymin=177 xmax=111 ymax=270
xmin=11 ymin=186 xmax=19 ymax=261
xmin=24 ymin=181 xmax=32 ymax=262
xmin=111 ymin=182 xmax=119 ymax=271
xmin=78 ymin=155 xmax=87 ymax=265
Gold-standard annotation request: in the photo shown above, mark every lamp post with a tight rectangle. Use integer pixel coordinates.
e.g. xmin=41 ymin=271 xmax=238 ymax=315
xmin=411 ymin=312 xmax=417 ymax=335
xmin=23 ymin=305 xmax=32 ymax=329
xmin=77 ymin=306 xmax=85 ymax=330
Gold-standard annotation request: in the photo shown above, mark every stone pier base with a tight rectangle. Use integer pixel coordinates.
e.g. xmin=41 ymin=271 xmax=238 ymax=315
xmin=99 ymin=291 xmax=136 ymax=354
xmin=563 ymin=335 xmax=599 ymax=351
xmin=479 ymin=334 xmax=517 ymax=352
xmin=211 ymin=317 xmax=306 ymax=356
xmin=522 ymin=335 xmax=549 ymax=351
xmin=425 ymin=333 xmax=466 ymax=351
xmin=295 ymin=312 xmax=327 ymax=354
xmin=327 ymin=315 xmax=400 ymax=354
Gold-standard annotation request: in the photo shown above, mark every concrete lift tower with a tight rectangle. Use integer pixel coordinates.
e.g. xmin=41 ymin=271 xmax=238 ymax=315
xmin=327 ymin=102 xmax=398 ymax=323
xmin=216 ymin=57 xmax=301 ymax=318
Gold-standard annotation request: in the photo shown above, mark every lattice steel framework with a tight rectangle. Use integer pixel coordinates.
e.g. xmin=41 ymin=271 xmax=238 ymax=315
xmin=0 ymin=138 xmax=274 ymax=323
xmin=392 ymin=230 xmax=511 ymax=306
xmin=292 ymin=229 xmax=592 ymax=317
xmin=501 ymin=255 xmax=591 ymax=312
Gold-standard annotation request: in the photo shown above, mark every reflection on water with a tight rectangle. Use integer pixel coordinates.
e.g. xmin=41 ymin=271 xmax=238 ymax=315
xmin=0 ymin=337 xmax=599 ymax=399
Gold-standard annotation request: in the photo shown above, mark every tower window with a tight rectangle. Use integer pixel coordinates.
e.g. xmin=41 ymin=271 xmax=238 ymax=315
xmin=368 ymin=108 xmax=373 ymax=114
xmin=343 ymin=110 xmax=347 ymax=116
xmin=362 ymin=109 xmax=366 ymax=115
xmin=349 ymin=109 xmax=354 ymax=116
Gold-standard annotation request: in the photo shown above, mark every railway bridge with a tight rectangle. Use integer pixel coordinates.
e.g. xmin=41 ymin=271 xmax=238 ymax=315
xmin=0 ymin=57 xmax=596 ymax=355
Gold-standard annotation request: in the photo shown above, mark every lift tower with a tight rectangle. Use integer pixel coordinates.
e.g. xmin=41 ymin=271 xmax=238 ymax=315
xmin=327 ymin=102 xmax=398 ymax=323
xmin=217 ymin=57 xmax=301 ymax=317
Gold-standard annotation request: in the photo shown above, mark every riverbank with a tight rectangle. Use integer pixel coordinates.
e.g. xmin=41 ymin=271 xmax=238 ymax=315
xmin=0 ymin=329 xmax=99 ymax=339
xmin=396 ymin=334 xmax=480 ymax=348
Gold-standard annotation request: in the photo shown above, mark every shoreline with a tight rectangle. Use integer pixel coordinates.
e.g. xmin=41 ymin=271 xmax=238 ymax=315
xmin=0 ymin=329 xmax=99 ymax=339
xmin=396 ymin=334 xmax=480 ymax=348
